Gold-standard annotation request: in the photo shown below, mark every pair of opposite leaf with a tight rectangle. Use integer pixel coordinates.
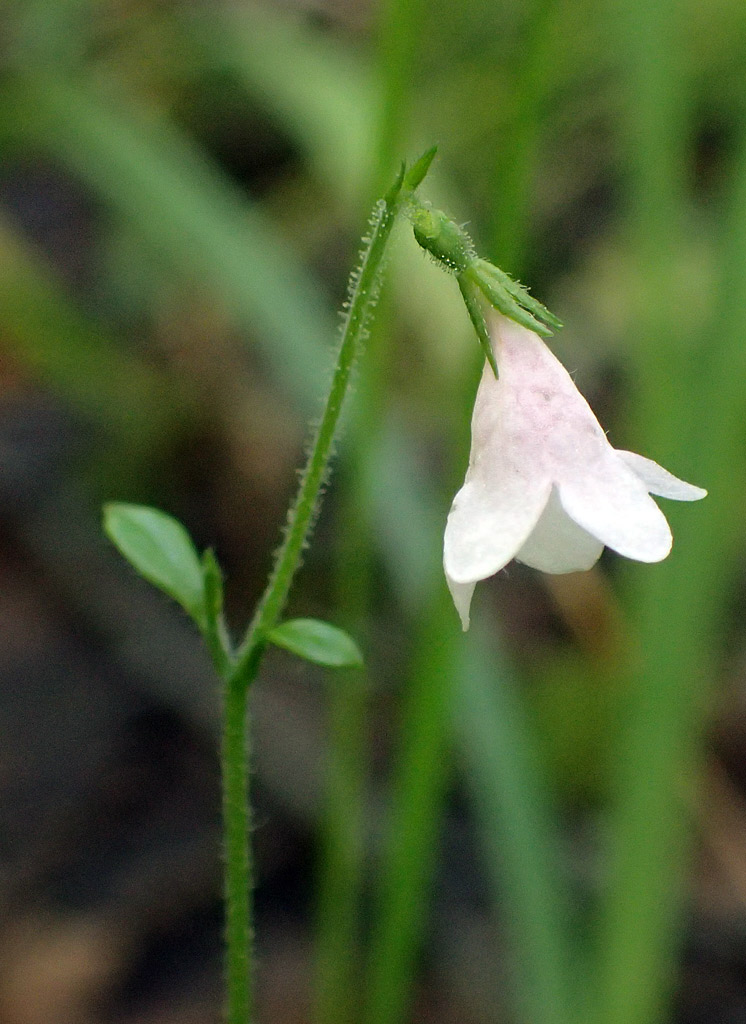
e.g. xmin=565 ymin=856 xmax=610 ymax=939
xmin=103 ymin=504 xmax=362 ymax=671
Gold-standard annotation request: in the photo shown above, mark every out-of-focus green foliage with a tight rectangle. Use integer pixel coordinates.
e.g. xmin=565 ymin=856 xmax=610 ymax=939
xmin=3 ymin=2 xmax=746 ymax=1024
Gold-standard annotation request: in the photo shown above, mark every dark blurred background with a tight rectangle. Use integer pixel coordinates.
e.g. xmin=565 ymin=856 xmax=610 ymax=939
xmin=2 ymin=1 xmax=746 ymax=1023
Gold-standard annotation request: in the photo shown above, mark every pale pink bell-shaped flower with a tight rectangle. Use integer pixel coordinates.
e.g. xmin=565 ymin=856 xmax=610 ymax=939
xmin=444 ymin=314 xmax=707 ymax=629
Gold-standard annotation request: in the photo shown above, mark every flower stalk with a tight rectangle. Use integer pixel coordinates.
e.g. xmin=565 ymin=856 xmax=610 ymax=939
xmin=218 ymin=154 xmax=434 ymax=1024
xmin=408 ymin=198 xmax=562 ymax=376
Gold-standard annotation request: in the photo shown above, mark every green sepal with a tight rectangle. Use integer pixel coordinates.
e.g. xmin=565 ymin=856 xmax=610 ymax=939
xmin=475 ymin=260 xmax=563 ymax=330
xmin=103 ymin=503 xmax=206 ymax=628
xmin=467 ymin=261 xmax=561 ymax=337
xmin=467 ymin=269 xmax=550 ymax=337
xmin=268 ymin=618 xmax=363 ymax=669
xmin=458 ymin=276 xmax=499 ymax=377
xmin=403 ymin=146 xmax=438 ymax=192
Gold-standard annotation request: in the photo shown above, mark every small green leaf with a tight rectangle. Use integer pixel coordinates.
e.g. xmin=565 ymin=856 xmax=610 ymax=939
xmin=268 ymin=618 xmax=363 ymax=669
xmin=103 ymin=503 xmax=206 ymax=627
xmin=403 ymin=145 xmax=437 ymax=192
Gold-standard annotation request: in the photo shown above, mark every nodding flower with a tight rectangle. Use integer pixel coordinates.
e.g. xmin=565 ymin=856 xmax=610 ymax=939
xmin=444 ymin=314 xmax=707 ymax=630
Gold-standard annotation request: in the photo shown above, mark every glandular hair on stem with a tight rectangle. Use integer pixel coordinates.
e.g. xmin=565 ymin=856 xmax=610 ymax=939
xmin=342 ymin=200 xmax=386 ymax=314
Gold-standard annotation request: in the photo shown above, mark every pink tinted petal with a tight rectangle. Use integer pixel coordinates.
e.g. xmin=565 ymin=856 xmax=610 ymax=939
xmin=443 ymin=473 xmax=551 ymax=585
xmin=516 ymin=487 xmax=604 ymax=573
xmin=443 ymin=315 xmax=706 ymax=627
xmin=488 ymin=318 xmax=614 ymax=476
xmin=616 ymin=450 xmax=708 ymax=501
xmin=558 ymin=457 xmax=672 ymax=563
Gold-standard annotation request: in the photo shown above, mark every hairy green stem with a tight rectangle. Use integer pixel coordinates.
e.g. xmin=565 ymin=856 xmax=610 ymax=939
xmin=229 ymin=171 xmax=407 ymax=692
xmin=222 ymin=679 xmax=256 ymax=1024
xmin=218 ymin=162 xmax=426 ymax=1024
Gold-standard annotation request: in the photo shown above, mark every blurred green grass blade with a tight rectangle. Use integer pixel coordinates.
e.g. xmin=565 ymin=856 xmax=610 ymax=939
xmin=313 ymin=660 xmax=368 ymax=1024
xmin=602 ymin=0 xmax=690 ymax=456
xmin=365 ymin=428 xmax=575 ymax=1024
xmin=613 ymin=3 xmax=687 ymax=258
xmin=363 ymin=589 xmax=575 ymax=1024
xmin=457 ymin=618 xmax=576 ymax=1024
xmin=704 ymin=109 xmax=746 ymax=407
xmin=374 ymin=0 xmax=427 ymax=190
xmin=192 ymin=4 xmax=375 ymax=210
xmin=313 ymin=0 xmax=427 ymax=1009
xmin=6 ymin=0 xmax=93 ymax=67
xmin=363 ymin=588 xmax=459 ymax=1024
xmin=190 ymin=3 xmax=467 ymax=364
xmin=592 ymin=3 xmax=727 ymax=1023
xmin=490 ymin=0 xmax=560 ymax=272
xmin=0 ymin=215 xmax=178 ymax=446
xmin=368 ymin=420 xmax=444 ymax=613
xmin=595 ymin=114 xmax=746 ymax=1024
xmin=1 ymin=73 xmax=332 ymax=411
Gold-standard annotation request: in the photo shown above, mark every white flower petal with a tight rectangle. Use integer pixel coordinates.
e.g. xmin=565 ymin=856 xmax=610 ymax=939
xmin=446 ymin=577 xmax=476 ymax=631
xmin=443 ymin=474 xmax=552 ymax=585
xmin=489 ymin=317 xmax=612 ymax=480
xmin=616 ymin=450 xmax=708 ymax=501
xmin=442 ymin=314 xmax=706 ymax=628
xmin=516 ymin=487 xmax=604 ymax=573
xmin=558 ymin=456 xmax=672 ymax=563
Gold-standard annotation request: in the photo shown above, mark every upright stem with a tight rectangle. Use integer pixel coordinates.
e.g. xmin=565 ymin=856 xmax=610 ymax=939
xmin=229 ymin=171 xmax=408 ymax=692
xmin=222 ymin=679 xmax=255 ymax=1024
xmin=218 ymin=161 xmax=428 ymax=1024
